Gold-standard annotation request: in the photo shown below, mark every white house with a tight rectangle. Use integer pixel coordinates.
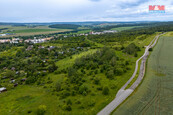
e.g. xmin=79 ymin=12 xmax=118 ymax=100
xmin=0 ymin=87 xmax=7 ymax=93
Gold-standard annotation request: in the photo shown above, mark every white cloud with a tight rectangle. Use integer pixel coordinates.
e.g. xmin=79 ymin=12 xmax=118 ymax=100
xmin=0 ymin=0 xmax=173 ymax=22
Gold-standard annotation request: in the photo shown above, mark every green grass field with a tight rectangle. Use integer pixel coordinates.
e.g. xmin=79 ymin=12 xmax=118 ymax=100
xmin=0 ymin=25 xmax=72 ymax=37
xmin=111 ymin=26 xmax=143 ymax=32
xmin=112 ymin=35 xmax=173 ymax=115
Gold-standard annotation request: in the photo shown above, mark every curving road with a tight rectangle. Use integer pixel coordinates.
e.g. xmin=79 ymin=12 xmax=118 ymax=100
xmin=97 ymin=33 xmax=165 ymax=115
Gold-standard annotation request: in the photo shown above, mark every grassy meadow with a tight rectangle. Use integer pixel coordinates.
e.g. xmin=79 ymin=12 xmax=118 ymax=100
xmin=0 ymin=33 xmax=158 ymax=114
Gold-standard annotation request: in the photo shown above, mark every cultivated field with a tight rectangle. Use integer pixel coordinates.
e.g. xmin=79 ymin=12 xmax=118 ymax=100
xmin=112 ymin=35 xmax=173 ymax=115
xmin=111 ymin=26 xmax=143 ymax=32
xmin=0 ymin=25 xmax=72 ymax=37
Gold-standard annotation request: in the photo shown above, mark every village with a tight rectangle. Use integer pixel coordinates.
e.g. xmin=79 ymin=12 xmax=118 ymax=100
xmin=0 ymin=30 xmax=117 ymax=44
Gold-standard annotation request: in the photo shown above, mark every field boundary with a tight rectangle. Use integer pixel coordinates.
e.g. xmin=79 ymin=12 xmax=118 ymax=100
xmin=97 ymin=33 xmax=166 ymax=115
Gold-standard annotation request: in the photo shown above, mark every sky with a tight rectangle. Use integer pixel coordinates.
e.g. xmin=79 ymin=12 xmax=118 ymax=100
xmin=0 ymin=0 xmax=173 ymax=22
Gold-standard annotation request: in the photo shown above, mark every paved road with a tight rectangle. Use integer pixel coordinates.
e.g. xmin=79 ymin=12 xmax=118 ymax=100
xmin=97 ymin=33 xmax=165 ymax=115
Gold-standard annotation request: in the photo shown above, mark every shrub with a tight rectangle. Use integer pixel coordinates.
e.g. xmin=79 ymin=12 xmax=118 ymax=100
xmin=106 ymin=70 xmax=114 ymax=79
xmin=88 ymin=100 xmax=96 ymax=107
xmin=149 ymin=48 xmax=153 ymax=51
xmin=102 ymin=86 xmax=109 ymax=95
xmin=94 ymin=77 xmax=100 ymax=85
xmin=134 ymin=53 xmax=138 ymax=57
xmin=79 ymin=85 xmax=89 ymax=95
xmin=65 ymin=105 xmax=72 ymax=111
xmin=55 ymin=81 xmax=61 ymax=91
xmin=116 ymin=68 xmax=123 ymax=76
xmin=36 ymin=105 xmax=47 ymax=115
xmin=67 ymin=99 xmax=72 ymax=105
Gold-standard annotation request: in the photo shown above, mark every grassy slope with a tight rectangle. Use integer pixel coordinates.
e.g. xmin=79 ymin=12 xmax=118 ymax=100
xmin=0 ymin=48 xmax=137 ymax=115
xmin=0 ymin=32 xmax=162 ymax=114
xmin=56 ymin=49 xmax=97 ymax=70
xmin=113 ymin=34 xmax=173 ymax=115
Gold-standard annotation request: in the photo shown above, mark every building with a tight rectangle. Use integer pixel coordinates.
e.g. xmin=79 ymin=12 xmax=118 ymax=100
xmin=10 ymin=38 xmax=21 ymax=44
xmin=0 ymin=87 xmax=7 ymax=93
xmin=0 ymin=39 xmax=11 ymax=43
xmin=103 ymin=30 xmax=117 ymax=33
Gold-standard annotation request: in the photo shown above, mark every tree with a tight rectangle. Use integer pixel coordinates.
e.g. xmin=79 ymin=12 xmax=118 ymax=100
xmin=5 ymin=70 xmax=15 ymax=78
xmin=106 ymin=69 xmax=114 ymax=79
xmin=68 ymin=67 xmax=77 ymax=77
xmin=116 ymin=68 xmax=123 ymax=75
xmin=48 ymin=62 xmax=58 ymax=73
xmin=26 ymin=76 xmax=37 ymax=84
xmin=102 ymin=86 xmax=109 ymax=95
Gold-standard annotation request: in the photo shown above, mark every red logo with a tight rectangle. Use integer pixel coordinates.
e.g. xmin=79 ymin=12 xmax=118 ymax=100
xmin=149 ymin=5 xmax=165 ymax=11
xmin=149 ymin=5 xmax=165 ymax=13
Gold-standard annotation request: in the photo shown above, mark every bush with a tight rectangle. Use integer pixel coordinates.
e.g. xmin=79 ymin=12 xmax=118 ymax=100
xmin=79 ymin=85 xmax=89 ymax=95
xmin=149 ymin=48 xmax=153 ymax=51
xmin=55 ymin=81 xmax=61 ymax=92
xmin=116 ymin=68 xmax=123 ymax=76
xmin=65 ymin=105 xmax=72 ymax=111
xmin=67 ymin=99 xmax=72 ymax=105
xmin=134 ymin=53 xmax=138 ymax=57
xmin=94 ymin=77 xmax=100 ymax=85
xmin=26 ymin=76 xmax=37 ymax=84
xmin=88 ymin=100 xmax=96 ymax=107
xmin=102 ymin=86 xmax=109 ymax=95
xmin=36 ymin=105 xmax=47 ymax=115
xmin=106 ymin=69 xmax=114 ymax=79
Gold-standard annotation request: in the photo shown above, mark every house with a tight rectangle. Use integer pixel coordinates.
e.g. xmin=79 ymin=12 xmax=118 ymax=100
xmin=0 ymin=87 xmax=7 ymax=93
xmin=38 ymin=46 xmax=45 ymax=49
xmin=14 ymin=83 xmax=18 ymax=87
xmin=26 ymin=45 xmax=33 ymax=51
xmin=11 ymin=67 xmax=15 ymax=71
xmin=10 ymin=38 xmax=21 ymax=44
xmin=48 ymin=46 xmax=56 ymax=51
xmin=10 ymin=80 xmax=15 ymax=83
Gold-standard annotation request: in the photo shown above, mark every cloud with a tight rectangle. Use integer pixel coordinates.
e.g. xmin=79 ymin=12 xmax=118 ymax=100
xmin=89 ymin=0 xmax=101 ymax=2
xmin=0 ymin=0 xmax=173 ymax=22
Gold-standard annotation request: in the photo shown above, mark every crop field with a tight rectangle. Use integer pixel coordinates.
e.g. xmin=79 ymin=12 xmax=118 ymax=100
xmin=112 ymin=35 xmax=173 ymax=115
xmin=111 ymin=26 xmax=143 ymax=32
xmin=0 ymin=25 xmax=72 ymax=37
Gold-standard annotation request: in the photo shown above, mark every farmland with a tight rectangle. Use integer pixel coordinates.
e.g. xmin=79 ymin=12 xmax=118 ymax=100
xmin=111 ymin=26 xmax=143 ymax=32
xmin=112 ymin=34 xmax=173 ymax=115
xmin=0 ymin=25 xmax=72 ymax=37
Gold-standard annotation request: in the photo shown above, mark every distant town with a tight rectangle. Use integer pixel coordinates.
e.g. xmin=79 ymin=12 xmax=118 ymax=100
xmin=0 ymin=30 xmax=117 ymax=44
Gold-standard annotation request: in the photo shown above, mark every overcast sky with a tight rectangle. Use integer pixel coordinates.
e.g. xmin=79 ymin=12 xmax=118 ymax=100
xmin=0 ymin=0 xmax=173 ymax=22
